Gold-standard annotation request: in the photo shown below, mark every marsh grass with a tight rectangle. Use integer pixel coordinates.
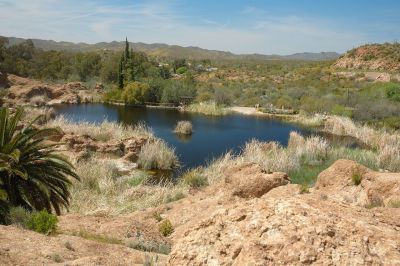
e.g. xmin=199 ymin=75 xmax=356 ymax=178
xmin=186 ymin=102 xmax=230 ymax=116
xmin=182 ymin=169 xmax=208 ymax=188
xmin=174 ymin=120 xmax=193 ymax=135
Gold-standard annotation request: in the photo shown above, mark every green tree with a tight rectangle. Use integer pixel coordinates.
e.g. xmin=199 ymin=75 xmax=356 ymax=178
xmin=122 ymin=82 xmax=151 ymax=104
xmin=0 ymin=107 xmax=79 ymax=222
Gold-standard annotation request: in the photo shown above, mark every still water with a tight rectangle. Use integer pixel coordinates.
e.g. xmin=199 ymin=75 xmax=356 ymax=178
xmin=54 ymin=103 xmax=311 ymax=171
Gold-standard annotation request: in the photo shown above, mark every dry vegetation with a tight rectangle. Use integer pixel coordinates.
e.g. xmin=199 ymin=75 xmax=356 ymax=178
xmin=70 ymin=156 xmax=187 ymax=215
xmin=185 ymin=102 xmax=230 ymax=116
xmin=174 ymin=121 xmax=193 ymax=135
xmin=48 ymin=117 xmax=154 ymax=141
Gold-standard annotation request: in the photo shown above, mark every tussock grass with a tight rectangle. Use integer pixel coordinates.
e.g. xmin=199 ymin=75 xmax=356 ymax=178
xmin=137 ymin=139 xmax=178 ymax=170
xmin=174 ymin=120 xmax=193 ymax=135
xmin=324 ymin=116 xmax=400 ymax=171
xmin=48 ymin=117 xmax=154 ymax=141
xmin=186 ymin=102 xmax=230 ymax=116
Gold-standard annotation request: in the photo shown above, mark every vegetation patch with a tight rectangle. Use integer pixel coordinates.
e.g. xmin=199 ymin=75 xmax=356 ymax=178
xmin=137 ymin=139 xmax=179 ymax=170
xmin=174 ymin=120 xmax=193 ymax=135
xmin=186 ymin=102 xmax=230 ymax=116
xmin=352 ymin=170 xmax=363 ymax=186
xmin=26 ymin=210 xmax=58 ymax=235
xmin=159 ymin=219 xmax=174 ymax=237
xmin=128 ymin=239 xmax=171 ymax=255
xmin=182 ymin=169 xmax=208 ymax=188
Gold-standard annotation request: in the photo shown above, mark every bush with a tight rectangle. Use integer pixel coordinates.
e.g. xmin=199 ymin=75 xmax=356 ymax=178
xmin=122 ymin=82 xmax=151 ymax=104
xmin=331 ymin=104 xmax=352 ymax=117
xmin=159 ymin=219 xmax=173 ymax=236
xmin=183 ymin=170 xmax=208 ymax=188
xmin=385 ymin=83 xmax=400 ymax=102
xmin=352 ymin=171 xmax=363 ymax=186
xmin=26 ymin=210 xmax=58 ymax=235
xmin=174 ymin=121 xmax=193 ymax=135
xmin=8 ymin=206 xmax=31 ymax=227
xmin=103 ymin=88 xmax=122 ymax=102
xmin=176 ymin=66 xmax=188 ymax=75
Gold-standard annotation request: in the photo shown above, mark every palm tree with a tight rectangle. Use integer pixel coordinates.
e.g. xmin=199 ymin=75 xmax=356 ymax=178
xmin=0 ymin=107 xmax=79 ymax=219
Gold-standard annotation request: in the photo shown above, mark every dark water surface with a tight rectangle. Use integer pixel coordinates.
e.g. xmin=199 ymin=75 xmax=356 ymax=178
xmin=54 ymin=103 xmax=312 ymax=171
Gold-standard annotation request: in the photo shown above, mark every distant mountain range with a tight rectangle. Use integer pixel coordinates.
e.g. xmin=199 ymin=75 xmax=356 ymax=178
xmin=3 ymin=36 xmax=341 ymax=61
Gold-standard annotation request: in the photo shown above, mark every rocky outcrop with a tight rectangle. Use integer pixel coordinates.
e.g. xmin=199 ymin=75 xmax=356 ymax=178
xmin=333 ymin=43 xmax=400 ymax=72
xmin=4 ymin=74 xmax=101 ymax=105
xmin=0 ymin=225 xmax=166 ymax=265
xmin=2 ymin=160 xmax=400 ymax=265
xmin=167 ymin=160 xmax=400 ymax=265
xmin=316 ymin=159 xmax=400 ymax=207
xmin=224 ymin=163 xmax=290 ymax=198
xmin=59 ymin=133 xmax=149 ymax=162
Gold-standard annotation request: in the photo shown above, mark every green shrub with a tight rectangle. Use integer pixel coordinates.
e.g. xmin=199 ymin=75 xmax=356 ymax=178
xmin=331 ymin=104 xmax=352 ymax=117
xmin=159 ymin=219 xmax=173 ymax=237
xmin=122 ymin=82 xmax=151 ymax=104
xmin=385 ymin=83 xmax=400 ymax=102
xmin=299 ymin=183 xmax=310 ymax=194
xmin=183 ymin=170 xmax=208 ymax=188
xmin=176 ymin=66 xmax=188 ymax=75
xmin=103 ymin=88 xmax=122 ymax=102
xmin=352 ymin=171 xmax=363 ymax=186
xmin=26 ymin=210 xmax=58 ymax=235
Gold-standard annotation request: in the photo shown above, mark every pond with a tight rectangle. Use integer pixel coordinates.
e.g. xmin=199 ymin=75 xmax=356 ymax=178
xmin=54 ymin=103 xmax=314 ymax=171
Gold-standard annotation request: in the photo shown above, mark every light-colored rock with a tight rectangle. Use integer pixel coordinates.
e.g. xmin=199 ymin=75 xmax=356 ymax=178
xmin=224 ymin=163 xmax=290 ymax=198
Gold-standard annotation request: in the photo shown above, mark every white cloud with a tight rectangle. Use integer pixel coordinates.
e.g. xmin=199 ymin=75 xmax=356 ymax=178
xmin=0 ymin=0 xmax=369 ymax=54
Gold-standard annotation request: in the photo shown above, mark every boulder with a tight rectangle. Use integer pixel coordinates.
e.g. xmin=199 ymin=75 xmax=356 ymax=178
xmin=316 ymin=159 xmax=400 ymax=207
xmin=224 ymin=163 xmax=290 ymax=198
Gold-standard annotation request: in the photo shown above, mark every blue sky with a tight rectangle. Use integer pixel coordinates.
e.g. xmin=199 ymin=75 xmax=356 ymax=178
xmin=0 ymin=0 xmax=399 ymax=54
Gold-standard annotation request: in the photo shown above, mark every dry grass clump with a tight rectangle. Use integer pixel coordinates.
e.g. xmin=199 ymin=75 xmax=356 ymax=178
xmin=30 ymin=95 xmax=48 ymax=107
xmin=70 ymin=157 xmax=187 ymax=215
xmin=288 ymin=131 xmax=329 ymax=164
xmin=324 ymin=116 xmax=400 ymax=171
xmin=22 ymin=107 xmax=56 ymax=124
xmin=174 ymin=121 xmax=193 ymax=135
xmin=186 ymin=102 xmax=230 ymax=116
xmin=242 ymin=139 xmax=300 ymax=173
xmin=137 ymin=139 xmax=178 ymax=170
xmin=47 ymin=117 xmax=154 ymax=141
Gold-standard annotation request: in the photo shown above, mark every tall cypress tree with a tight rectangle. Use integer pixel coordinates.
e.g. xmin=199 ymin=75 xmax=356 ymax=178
xmin=124 ymin=37 xmax=130 ymax=61
xmin=118 ymin=55 xmax=124 ymax=89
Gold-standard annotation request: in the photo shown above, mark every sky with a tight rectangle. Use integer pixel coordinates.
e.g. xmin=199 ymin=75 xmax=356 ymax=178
xmin=0 ymin=0 xmax=399 ymax=55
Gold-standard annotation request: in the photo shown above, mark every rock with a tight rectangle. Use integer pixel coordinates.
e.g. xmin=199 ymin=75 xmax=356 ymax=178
xmin=0 ymin=225 xmax=166 ymax=265
xmin=166 ymin=160 xmax=400 ymax=265
xmin=224 ymin=163 xmax=290 ymax=198
xmin=315 ymin=159 xmax=400 ymax=207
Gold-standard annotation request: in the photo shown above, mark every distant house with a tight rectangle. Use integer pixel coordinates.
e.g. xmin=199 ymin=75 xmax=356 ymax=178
xmin=206 ymin=67 xmax=218 ymax=72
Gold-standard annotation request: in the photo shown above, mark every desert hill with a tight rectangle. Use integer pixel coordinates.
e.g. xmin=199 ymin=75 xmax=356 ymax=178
xmin=334 ymin=43 xmax=400 ymax=72
xmin=3 ymin=36 xmax=340 ymax=61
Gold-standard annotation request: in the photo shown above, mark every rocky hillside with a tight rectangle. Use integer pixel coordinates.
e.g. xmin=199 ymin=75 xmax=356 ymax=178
xmin=334 ymin=43 xmax=400 ymax=72
xmin=3 ymin=36 xmax=340 ymax=61
xmin=1 ymin=159 xmax=399 ymax=265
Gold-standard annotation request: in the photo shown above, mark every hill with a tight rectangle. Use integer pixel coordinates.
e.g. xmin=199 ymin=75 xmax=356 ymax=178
xmin=3 ymin=36 xmax=340 ymax=61
xmin=334 ymin=43 xmax=400 ymax=72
